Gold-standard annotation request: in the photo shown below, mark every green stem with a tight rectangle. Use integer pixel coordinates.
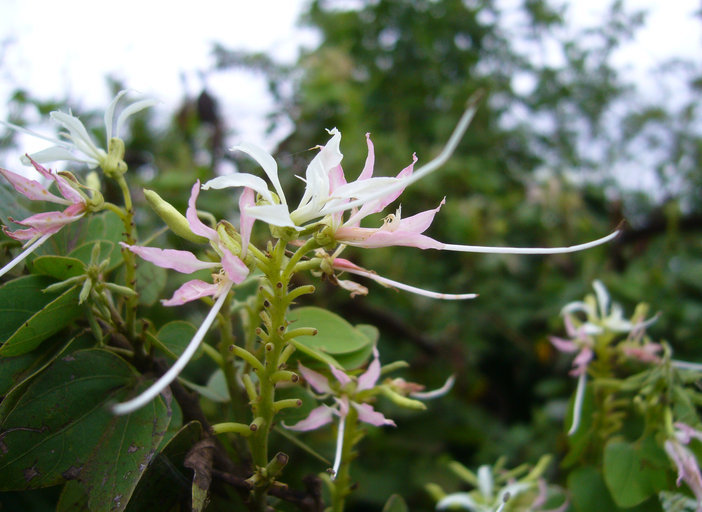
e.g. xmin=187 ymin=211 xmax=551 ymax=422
xmin=114 ymin=174 xmax=139 ymax=340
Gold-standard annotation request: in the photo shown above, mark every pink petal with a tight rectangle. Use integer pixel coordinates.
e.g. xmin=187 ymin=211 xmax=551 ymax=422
xmin=298 ymin=362 xmax=333 ymax=394
xmin=571 ymin=347 xmax=593 ymax=376
xmin=357 ymin=346 xmax=380 ymax=391
xmin=352 ymin=401 xmax=396 ymax=427
xmin=395 ymin=198 xmax=445 ymax=234
xmin=9 ymin=207 xmax=84 ymax=234
xmin=329 ymin=364 xmax=352 ymax=387
xmin=219 ymin=247 xmax=249 ymax=284
xmin=283 ymin=405 xmax=335 ymax=431
xmin=238 ymin=187 xmax=256 ymax=258
xmin=549 ymin=336 xmax=579 ymax=354
xmin=0 ymin=167 xmax=68 ymax=204
xmin=357 ymin=133 xmax=375 ymax=181
xmin=186 ymin=181 xmax=218 ymax=241
xmin=121 ymin=243 xmax=218 ymax=273
xmin=162 ymin=279 xmax=219 ymax=306
xmin=3 ymin=225 xmax=43 ymax=241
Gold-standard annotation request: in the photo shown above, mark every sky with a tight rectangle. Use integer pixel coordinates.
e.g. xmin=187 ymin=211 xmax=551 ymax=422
xmin=0 ymin=0 xmax=699 ymax=181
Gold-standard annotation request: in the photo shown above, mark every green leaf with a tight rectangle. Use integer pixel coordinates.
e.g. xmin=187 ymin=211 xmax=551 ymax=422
xmin=604 ymin=438 xmax=671 ymax=508
xmin=0 ymin=276 xmax=83 ymax=356
xmin=135 ymin=260 xmax=167 ymax=306
xmin=382 ymin=494 xmax=409 ymax=512
xmin=124 ymin=422 xmax=202 ymax=512
xmin=57 ymin=480 xmax=89 ymax=512
xmin=155 ymin=320 xmax=201 ymax=361
xmin=568 ymin=466 xmax=619 ymax=512
xmin=0 ymin=348 xmax=173 ymax=512
xmin=288 ymin=307 xmax=372 ymax=355
xmin=182 ymin=369 xmax=229 ymax=403
xmin=30 ymin=255 xmax=86 ymax=280
xmin=0 ymin=330 xmax=94 ymax=400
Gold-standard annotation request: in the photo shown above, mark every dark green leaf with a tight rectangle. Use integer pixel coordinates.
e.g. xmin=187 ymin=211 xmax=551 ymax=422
xmin=155 ymin=320 xmax=201 ymax=360
xmin=382 ymin=494 xmax=409 ymax=512
xmin=0 ymin=276 xmax=82 ymax=357
xmin=30 ymin=255 xmax=86 ymax=280
xmin=604 ymin=438 xmax=671 ymax=508
xmin=0 ymin=349 xmax=173 ymax=512
xmin=124 ymin=422 xmax=201 ymax=512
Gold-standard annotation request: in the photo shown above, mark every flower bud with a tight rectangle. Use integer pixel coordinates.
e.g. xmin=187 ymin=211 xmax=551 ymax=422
xmin=102 ymin=138 xmax=128 ymax=177
xmin=216 ymin=221 xmax=243 ymax=258
xmin=379 ymin=387 xmax=427 ymax=411
xmin=143 ymin=189 xmax=207 ymax=243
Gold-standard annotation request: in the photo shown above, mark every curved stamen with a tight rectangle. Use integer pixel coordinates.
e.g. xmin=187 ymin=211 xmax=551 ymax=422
xmin=337 ymin=264 xmax=477 ymax=301
xmin=112 ymin=285 xmax=232 ymax=415
xmin=441 ymin=230 xmax=620 ymax=254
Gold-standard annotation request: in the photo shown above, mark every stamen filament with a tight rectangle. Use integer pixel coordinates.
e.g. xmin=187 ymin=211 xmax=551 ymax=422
xmin=112 ymin=285 xmax=232 ymax=415
xmin=338 ymin=265 xmax=477 ymax=301
xmin=332 ymin=414 xmax=346 ymax=480
xmin=568 ymin=372 xmax=587 ymax=436
xmin=441 ymin=230 xmax=620 ymax=254
xmin=0 ymin=232 xmax=53 ymax=278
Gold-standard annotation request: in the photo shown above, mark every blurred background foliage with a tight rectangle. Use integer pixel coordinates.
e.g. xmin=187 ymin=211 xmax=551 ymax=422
xmin=1 ymin=0 xmax=701 ymax=510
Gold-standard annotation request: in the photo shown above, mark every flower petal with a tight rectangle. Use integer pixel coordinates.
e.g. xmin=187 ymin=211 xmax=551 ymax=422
xmin=204 ymin=173 xmax=276 ymax=204
xmin=356 ymin=346 xmax=380 ymax=392
xmin=114 ymin=98 xmax=159 ymax=141
xmin=24 ymin=146 xmax=99 ymax=167
xmin=220 ymin=248 xmax=249 ymax=284
xmin=298 ymin=362 xmax=333 ymax=394
xmin=104 ymin=90 xmax=130 ymax=141
xmin=242 ymin=204 xmax=297 ymax=228
xmin=238 ymin=187 xmax=256 ymax=258
xmin=230 ymin=142 xmax=286 ymax=204
xmin=120 ymin=243 xmax=218 ymax=273
xmin=50 ymin=111 xmax=104 ymax=162
xmin=162 ymin=279 xmax=219 ymax=306
xmin=186 ymin=181 xmax=218 ymax=241
xmin=351 ymin=401 xmax=396 ymax=427
xmin=411 ymin=375 xmax=455 ymax=400
xmin=0 ymin=167 xmax=68 ymax=204
xmin=283 ymin=405 xmax=335 ymax=431
xmin=329 ymin=364 xmax=352 ymax=387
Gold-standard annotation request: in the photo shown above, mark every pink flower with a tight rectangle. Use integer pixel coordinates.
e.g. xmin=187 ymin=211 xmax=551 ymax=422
xmin=1 ymin=158 xmax=90 ymax=277
xmin=121 ymin=181 xmax=249 ymax=306
xmin=665 ymin=423 xmax=702 ymax=509
xmin=113 ymin=181 xmax=249 ymax=416
xmin=284 ymin=347 xmax=395 ymax=477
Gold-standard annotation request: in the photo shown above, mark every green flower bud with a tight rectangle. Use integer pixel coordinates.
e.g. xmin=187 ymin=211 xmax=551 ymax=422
xmin=379 ymin=386 xmax=427 ymax=411
xmin=144 ymin=189 xmax=207 ymax=244
xmin=102 ymin=137 xmax=128 ymax=177
xmin=217 ymin=221 xmax=242 ymax=257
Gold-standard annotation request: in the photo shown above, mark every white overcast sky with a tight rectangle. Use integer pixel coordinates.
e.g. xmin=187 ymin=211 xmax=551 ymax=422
xmin=0 ymin=0 xmax=699 ymax=169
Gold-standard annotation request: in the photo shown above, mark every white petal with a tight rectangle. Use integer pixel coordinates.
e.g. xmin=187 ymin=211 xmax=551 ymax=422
xmin=203 ymin=173 xmax=275 ymax=204
xmin=436 ymin=493 xmax=481 ymax=511
xmin=23 ymin=147 xmax=98 ymax=168
xmin=50 ymin=111 xmax=102 ymax=161
xmin=323 ymin=100 xmax=479 ymax=215
xmin=114 ymin=98 xmax=159 ymax=140
xmin=231 ymin=142 xmax=287 ymax=204
xmin=592 ymin=280 xmax=610 ymax=317
xmin=104 ymin=90 xmax=129 ymax=141
xmin=243 ymin=204 xmax=298 ymax=229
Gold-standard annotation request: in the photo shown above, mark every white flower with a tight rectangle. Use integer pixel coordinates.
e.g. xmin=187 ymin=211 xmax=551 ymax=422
xmin=2 ymin=90 xmax=156 ymax=169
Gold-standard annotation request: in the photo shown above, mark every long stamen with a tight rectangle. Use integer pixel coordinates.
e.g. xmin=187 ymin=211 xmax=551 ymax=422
xmin=338 ymin=265 xmax=477 ymax=300
xmin=331 ymin=413 xmax=346 ymax=480
xmin=112 ymin=285 xmax=232 ymax=415
xmin=568 ymin=372 xmax=587 ymax=436
xmin=441 ymin=230 xmax=620 ymax=254
xmin=0 ymin=232 xmax=53 ymax=278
